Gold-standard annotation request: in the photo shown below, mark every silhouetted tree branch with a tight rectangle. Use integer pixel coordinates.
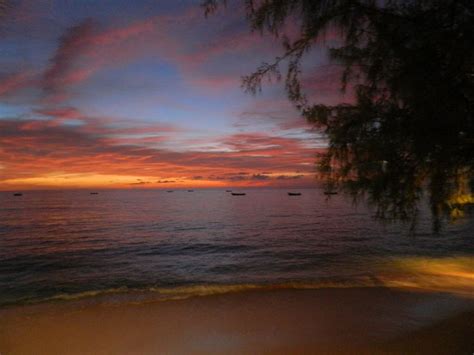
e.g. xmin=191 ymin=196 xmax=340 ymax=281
xmin=204 ymin=0 xmax=474 ymax=230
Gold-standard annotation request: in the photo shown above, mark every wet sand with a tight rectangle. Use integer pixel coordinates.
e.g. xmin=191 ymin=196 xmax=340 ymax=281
xmin=1 ymin=287 xmax=473 ymax=355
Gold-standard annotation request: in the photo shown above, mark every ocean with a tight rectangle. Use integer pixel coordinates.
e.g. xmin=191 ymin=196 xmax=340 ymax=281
xmin=1 ymin=188 xmax=473 ymax=306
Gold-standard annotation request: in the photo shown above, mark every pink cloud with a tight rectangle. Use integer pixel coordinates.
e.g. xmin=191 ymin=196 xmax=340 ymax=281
xmin=35 ymin=107 xmax=81 ymax=119
xmin=89 ymin=19 xmax=157 ymax=46
xmin=0 ymin=71 xmax=33 ymax=97
xmin=42 ymin=18 xmax=98 ymax=94
xmin=39 ymin=16 xmax=163 ymax=100
xmin=301 ymin=64 xmax=356 ymax=105
xmin=32 ymin=5 xmax=280 ymax=99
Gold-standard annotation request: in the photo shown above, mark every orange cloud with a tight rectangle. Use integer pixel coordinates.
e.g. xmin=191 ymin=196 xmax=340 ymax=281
xmin=0 ymin=115 xmax=318 ymax=190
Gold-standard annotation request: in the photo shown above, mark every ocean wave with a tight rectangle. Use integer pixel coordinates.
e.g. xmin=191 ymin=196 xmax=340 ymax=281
xmin=4 ymin=256 xmax=473 ymax=308
xmin=7 ymin=278 xmax=380 ymax=307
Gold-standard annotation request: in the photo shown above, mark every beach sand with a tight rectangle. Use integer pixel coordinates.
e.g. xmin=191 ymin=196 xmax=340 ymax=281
xmin=1 ymin=287 xmax=473 ymax=354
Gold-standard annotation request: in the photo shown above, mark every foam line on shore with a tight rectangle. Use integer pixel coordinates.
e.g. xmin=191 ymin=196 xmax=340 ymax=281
xmin=3 ymin=255 xmax=473 ymax=308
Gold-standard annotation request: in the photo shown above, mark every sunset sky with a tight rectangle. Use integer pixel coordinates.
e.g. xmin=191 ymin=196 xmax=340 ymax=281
xmin=0 ymin=0 xmax=349 ymax=189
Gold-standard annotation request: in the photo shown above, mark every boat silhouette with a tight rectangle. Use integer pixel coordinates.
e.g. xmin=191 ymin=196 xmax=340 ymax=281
xmin=288 ymin=192 xmax=302 ymax=196
xmin=231 ymin=192 xmax=246 ymax=196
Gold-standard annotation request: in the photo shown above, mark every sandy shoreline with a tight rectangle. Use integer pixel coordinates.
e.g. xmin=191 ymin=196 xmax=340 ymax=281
xmin=1 ymin=287 xmax=473 ymax=354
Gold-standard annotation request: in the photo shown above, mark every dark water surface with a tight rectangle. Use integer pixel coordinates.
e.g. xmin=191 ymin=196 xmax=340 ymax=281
xmin=1 ymin=189 xmax=473 ymax=306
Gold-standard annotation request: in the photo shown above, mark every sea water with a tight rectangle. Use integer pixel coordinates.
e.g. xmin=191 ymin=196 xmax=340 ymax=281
xmin=1 ymin=188 xmax=473 ymax=306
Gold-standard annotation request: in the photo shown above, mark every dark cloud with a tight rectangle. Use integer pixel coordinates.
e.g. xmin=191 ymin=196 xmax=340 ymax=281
xmin=130 ymin=181 xmax=151 ymax=185
xmin=228 ymin=175 xmax=247 ymax=181
xmin=250 ymin=173 xmax=270 ymax=180
xmin=276 ymin=174 xmax=304 ymax=180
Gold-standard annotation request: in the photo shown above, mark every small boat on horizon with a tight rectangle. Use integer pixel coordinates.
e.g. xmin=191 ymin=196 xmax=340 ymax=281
xmin=167 ymin=190 xmax=174 ymax=193
xmin=323 ymin=191 xmax=338 ymax=195
xmin=188 ymin=190 xmax=194 ymax=192
xmin=13 ymin=193 xmax=23 ymax=196
xmin=90 ymin=192 xmax=99 ymax=195
xmin=288 ymin=192 xmax=302 ymax=196
xmin=231 ymin=192 xmax=246 ymax=196
xmin=226 ymin=190 xmax=232 ymax=192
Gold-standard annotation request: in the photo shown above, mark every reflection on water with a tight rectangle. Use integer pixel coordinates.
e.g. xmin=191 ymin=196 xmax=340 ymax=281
xmin=0 ymin=189 xmax=473 ymax=306
xmin=379 ymin=256 xmax=474 ymax=296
